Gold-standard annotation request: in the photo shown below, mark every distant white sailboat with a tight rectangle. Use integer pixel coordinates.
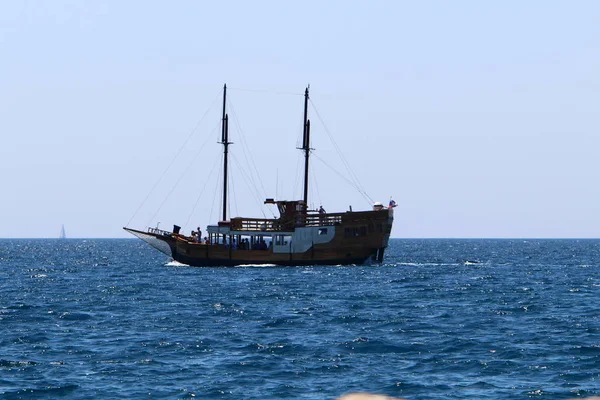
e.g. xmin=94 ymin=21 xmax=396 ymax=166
xmin=59 ymin=225 xmax=66 ymax=239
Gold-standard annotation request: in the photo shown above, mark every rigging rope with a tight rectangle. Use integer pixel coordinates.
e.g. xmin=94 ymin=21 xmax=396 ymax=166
xmin=182 ymin=150 xmax=222 ymax=232
xmin=230 ymin=162 xmax=239 ymax=218
xmin=209 ymin=153 xmax=223 ymax=223
xmin=309 ymin=99 xmax=374 ymax=205
xmin=228 ymin=87 xmax=303 ymax=96
xmin=311 ymin=152 xmax=373 ymax=206
xmin=292 ymin=150 xmax=303 ymax=201
xmin=227 ymin=98 xmax=271 ymax=206
xmin=230 ymin=154 xmax=270 ymax=218
xmin=145 ymin=118 xmax=219 ymax=229
xmin=126 ymin=88 xmax=223 ymax=228
xmin=310 ymin=165 xmax=322 ymax=208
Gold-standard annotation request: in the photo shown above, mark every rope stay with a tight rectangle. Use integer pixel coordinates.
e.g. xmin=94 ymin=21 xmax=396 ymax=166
xmin=209 ymin=153 xmax=224 ymax=224
xmin=230 ymin=162 xmax=239 ymax=218
xmin=228 ymin=87 xmax=304 ymax=97
xmin=311 ymin=152 xmax=373 ymax=206
xmin=182 ymin=150 xmax=222 ymax=231
xmin=309 ymin=99 xmax=374 ymax=205
xmin=310 ymin=163 xmax=322 ymax=209
xmin=226 ymin=98 xmax=271 ymax=209
xmin=145 ymin=116 xmax=219 ymax=229
xmin=292 ymin=150 xmax=303 ymax=201
xmin=126 ymin=88 xmax=223 ymax=228
xmin=230 ymin=154 xmax=271 ymax=218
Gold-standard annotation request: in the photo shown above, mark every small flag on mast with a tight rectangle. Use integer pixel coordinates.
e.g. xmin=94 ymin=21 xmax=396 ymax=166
xmin=389 ymin=199 xmax=397 ymax=208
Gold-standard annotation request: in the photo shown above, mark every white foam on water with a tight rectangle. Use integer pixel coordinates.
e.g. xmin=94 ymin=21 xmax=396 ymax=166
xmin=234 ymin=264 xmax=277 ymax=267
xmin=397 ymin=262 xmax=461 ymax=267
xmin=165 ymin=260 xmax=189 ymax=267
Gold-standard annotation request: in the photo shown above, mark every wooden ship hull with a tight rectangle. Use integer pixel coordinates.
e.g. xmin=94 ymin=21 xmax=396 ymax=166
xmin=125 ymin=84 xmax=395 ymax=267
xmin=125 ymin=208 xmax=393 ymax=267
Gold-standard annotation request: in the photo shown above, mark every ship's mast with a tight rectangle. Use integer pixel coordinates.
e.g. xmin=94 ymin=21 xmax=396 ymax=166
xmin=220 ymin=83 xmax=230 ymax=221
xmin=301 ymin=86 xmax=310 ymax=208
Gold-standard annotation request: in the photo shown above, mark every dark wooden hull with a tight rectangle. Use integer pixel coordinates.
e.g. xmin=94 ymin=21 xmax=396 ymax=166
xmin=125 ymin=228 xmax=380 ymax=266
xmin=124 ymin=208 xmax=393 ymax=267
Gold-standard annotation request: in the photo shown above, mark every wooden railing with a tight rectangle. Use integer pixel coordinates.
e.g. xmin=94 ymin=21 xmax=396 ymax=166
xmin=303 ymin=213 xmax=343 ymax=226
xmin=229 ymin=213 xmax=344 ymax=232
xmin=230 ymin=218 xmax=280 ymax=231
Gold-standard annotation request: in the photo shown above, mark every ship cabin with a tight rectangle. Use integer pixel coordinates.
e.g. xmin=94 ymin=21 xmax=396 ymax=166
xmin=201 ymin=199 xmax=392 ymax=257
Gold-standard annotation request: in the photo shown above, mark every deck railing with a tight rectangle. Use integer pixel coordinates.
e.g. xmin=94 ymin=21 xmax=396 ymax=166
xmin=230 ymin=213 xmax=344 ymax=232
xmin=213 ymin=210 xmax=386 ymax=233
xmin=300 ymin=214 xmax=343 ymax=227
xmin=230 ymin=218 xmax=280 ymax=231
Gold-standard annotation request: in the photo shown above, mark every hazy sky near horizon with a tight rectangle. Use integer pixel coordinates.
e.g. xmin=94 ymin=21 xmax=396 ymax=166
xmin=1 ymin=1 xmax=599 ymax=238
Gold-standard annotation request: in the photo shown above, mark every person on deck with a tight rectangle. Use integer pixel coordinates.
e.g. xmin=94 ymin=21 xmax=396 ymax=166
xmin=318 ymin=205 xmax=326 ymax=225
xmin=259 ymin=238 xmax=268 ymax=250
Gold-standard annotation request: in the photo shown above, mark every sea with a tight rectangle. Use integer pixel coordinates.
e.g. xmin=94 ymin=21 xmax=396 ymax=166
xmin=0 ymin=239 xmax=598 ymax=400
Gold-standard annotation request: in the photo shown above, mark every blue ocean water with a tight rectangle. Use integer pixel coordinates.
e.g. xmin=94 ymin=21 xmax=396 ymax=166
xmin=0 ymin=239 xmax=598 ymax=399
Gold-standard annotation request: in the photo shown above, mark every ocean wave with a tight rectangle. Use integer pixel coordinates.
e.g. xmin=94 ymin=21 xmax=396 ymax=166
xmin=1 ymin=238 xmax=599 ymax=400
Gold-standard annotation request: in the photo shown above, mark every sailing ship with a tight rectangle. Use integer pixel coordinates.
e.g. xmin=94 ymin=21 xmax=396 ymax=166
xmin=124 ymin=85 xmax=394 ymax=266
xmin=59 ymin=225 xmax=66 ymax=239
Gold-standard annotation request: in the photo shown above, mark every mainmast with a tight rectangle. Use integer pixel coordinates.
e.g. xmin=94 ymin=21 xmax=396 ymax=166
xmin=301 ymin=86 xmax=310 ymax=208
xmin=220 ymin=84 xmax=231 ymax=221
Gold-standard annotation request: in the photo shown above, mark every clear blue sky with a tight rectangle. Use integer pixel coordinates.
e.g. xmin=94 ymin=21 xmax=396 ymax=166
xmin=1 ymin=1 xmax=599 ymax=238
